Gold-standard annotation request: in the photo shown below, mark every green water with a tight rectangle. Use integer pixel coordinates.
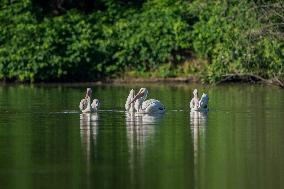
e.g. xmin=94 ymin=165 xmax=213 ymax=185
xmin=0 ymin=84 xmax=283 ymax=189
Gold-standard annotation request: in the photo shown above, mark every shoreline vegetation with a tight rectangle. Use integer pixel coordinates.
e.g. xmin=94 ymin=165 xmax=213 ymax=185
xmin=1 ymin=75 xmax=283 ymax=88
xmin=0 ymin=0 xmax=283 ymax=87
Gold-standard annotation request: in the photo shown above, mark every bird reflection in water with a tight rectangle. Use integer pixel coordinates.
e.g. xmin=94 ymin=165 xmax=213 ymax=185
xmin=190 ymin=111 xmax=208 ymax=189
xmin=126 ymin=112 xmax=163 ymax=149
xmin=125 ymin=112 xmax=163 ymax=183
xmin=80 ymin=113 xmax=99 ymax=170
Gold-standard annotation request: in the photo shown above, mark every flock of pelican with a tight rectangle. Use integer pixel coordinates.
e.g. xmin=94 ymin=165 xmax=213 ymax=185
xmin=79 ymin=87 xmax=209 ymax=114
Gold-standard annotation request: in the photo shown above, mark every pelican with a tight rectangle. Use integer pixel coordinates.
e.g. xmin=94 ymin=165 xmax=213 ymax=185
xmin=190 ymin=89 xmax=209 ymax=112
xmin=129 ymin=88 xmax=165 ymax=114
xmin=79 ymin=88 xmax=100 ymax=113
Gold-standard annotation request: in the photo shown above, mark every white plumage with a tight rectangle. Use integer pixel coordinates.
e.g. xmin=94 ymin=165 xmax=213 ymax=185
xmin=79 ymin=88 xmax=100 ymax=113
xmin=127 ymin=88 xmax=165 ymax=114
xmin=190 ymin=89 xmax=209 ymax=112
xmin=125 ymin=89 xmax=136 ymax=112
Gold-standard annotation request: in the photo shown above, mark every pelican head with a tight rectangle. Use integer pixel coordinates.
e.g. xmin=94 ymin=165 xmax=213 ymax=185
xmin=193 ymin=89 xmax=198 ymax=97
xmin=91 ymin=99 xmax=100 ymax=112
xmin=129 ymin=88 xmax=148 ymax=105
xmin=86 ymin=88 xmax=92 ymax=98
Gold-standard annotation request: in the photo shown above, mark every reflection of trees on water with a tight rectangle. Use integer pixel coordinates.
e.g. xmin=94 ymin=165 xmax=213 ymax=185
xmin=190 ymin=111 xmax=208 ymax=189
xmin=125 ymin=112 xmax=163 ymax=186
xmin=80 ymin=113 xmax=99 ymax=172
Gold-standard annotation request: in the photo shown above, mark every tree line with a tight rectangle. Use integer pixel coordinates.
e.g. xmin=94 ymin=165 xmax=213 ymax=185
xmin=0 ymin=0 xmax=283 ymax=85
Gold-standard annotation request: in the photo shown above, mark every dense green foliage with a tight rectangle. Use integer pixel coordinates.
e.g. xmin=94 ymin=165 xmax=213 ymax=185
xmin=0 ymin=0 xmax=283 ymax=82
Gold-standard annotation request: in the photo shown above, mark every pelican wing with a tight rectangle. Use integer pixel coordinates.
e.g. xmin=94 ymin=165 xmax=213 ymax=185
xmin=189 ymin=98 xmax=195 ymax=109
xmin=82 ymin=97 xmax=92 ymax=113
xmin=142 ymin=99 xmax=165 ymax=114
xmin=79 ymin=99 xmax=88 ymax=111
xmin=199 ymin=93 xmax=209 ymax=109
xmin=91 ymin=99 xmax=100 ymax=112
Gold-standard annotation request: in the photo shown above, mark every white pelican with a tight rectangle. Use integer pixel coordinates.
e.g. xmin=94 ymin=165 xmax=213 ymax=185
xmin=125 ymin=89 xmax=136 ymax=113
xmin=190 ymin=89 xmax=209 ymax=112
xmin=129 ymin=88 xmax=165 ymax=114
xmin=79 ymin=88 xmax=100 ymax=113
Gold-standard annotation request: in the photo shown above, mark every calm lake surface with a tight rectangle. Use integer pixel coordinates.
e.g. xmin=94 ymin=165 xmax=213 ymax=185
xmin=0 ymin=83 xmax=283 ymax=189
